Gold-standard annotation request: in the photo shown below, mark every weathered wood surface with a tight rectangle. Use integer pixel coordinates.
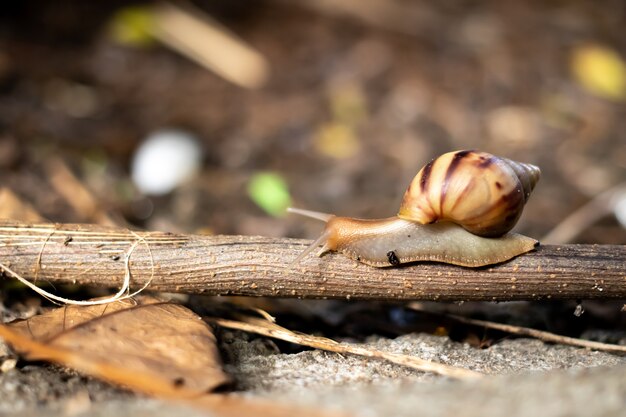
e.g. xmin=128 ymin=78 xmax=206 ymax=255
xmin=0 ymin=221 xmax=624 ymax=301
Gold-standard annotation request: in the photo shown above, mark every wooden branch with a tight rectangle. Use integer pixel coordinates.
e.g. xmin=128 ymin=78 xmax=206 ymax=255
xmin=0 ymin=221 xmax=624 ymax=301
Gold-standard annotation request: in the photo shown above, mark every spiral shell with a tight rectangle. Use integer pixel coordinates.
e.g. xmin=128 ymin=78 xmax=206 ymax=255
xmin=397 ymin=150 xmax=540 ymax=237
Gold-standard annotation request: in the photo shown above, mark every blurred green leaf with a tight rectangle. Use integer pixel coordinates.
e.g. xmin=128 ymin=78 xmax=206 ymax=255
xmin=109 ymin=6 xmax=156 ymax=47
xmin=247 ymin=172 xmax=292 ymax=217
xmin=571 ymin=44 xmax=626 ymax=102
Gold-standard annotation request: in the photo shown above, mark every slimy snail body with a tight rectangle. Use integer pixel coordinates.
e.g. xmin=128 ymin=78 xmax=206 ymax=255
xmin=289 ymin=150 xmax=541 ymax=268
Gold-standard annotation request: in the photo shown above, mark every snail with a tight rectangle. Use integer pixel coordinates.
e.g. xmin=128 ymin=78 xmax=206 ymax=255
xmin=289 ymin=150 xmax=541 ymax=268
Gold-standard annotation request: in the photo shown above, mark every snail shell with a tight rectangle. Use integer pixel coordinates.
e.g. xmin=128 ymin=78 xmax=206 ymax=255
xmin=398 ymin=150 xmax=540 ymax=237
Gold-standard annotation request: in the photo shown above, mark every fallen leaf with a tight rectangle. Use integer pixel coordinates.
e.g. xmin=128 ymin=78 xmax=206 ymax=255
xmin=8 ymin=298 xmax=148 ymax=340
xmin=7 ymin=296 xmax=230 ymax=395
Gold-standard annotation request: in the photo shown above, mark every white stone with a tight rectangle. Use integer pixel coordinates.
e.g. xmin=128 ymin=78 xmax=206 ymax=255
xmin=131 ymin=130 xmax=202 ymax=195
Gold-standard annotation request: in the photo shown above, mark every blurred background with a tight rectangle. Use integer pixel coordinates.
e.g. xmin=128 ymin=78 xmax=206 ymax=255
xmin=0 ymin=0 xmax=625 ymax=244
xmin=0 ymin=4 xmax=625 ymax=410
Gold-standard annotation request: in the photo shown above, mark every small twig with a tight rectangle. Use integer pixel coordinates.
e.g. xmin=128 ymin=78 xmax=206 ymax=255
xmin=407 ymin=304 xmax=626 ymax=354
xmin=208 ymin=316 xmax=483 ymax=380
xmin=451 ymin=315 xmax=626 ymax=354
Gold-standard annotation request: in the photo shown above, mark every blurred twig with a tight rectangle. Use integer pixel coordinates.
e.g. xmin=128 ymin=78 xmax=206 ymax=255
xmin=152 ymin=2 xmax=270 ymax=89
xmin=45 ymin=158 xmax=118 ymax=226
xmin=542 ymin=184 xmax=626 ymax=244
xmin=0 ymin=188 xmax=46 ymax=223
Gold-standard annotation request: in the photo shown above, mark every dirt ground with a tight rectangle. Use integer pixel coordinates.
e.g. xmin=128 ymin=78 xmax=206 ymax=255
xmin=0 ymin=1 xmax=625 ymax=416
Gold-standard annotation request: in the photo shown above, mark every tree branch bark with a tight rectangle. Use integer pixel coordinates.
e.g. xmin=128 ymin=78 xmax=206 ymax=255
xmin=0 ymin=221 xmax=624 ymax=301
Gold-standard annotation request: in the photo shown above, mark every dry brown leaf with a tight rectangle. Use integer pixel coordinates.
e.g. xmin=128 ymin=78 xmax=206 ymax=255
xmin=7 ymin=296 xmax=230 ymax=395
xmin=8 ymin=298 xmax=156 ymax=340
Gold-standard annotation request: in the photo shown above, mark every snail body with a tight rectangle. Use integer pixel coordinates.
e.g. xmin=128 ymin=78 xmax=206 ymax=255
xmin=290 ymin=150 xmax=540 ymax=268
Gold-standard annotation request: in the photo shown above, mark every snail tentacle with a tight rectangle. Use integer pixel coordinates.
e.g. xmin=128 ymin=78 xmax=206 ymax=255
xmin=287 ymin=207 xmax=334 ymax=222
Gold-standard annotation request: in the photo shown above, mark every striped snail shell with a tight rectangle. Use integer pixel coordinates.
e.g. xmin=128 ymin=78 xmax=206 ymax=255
xmin=398 ymin=150 xmax=541 ymax=237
